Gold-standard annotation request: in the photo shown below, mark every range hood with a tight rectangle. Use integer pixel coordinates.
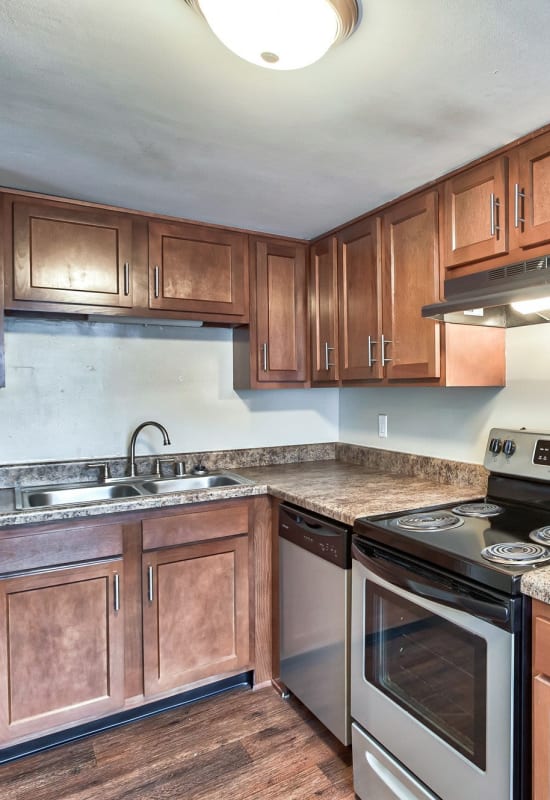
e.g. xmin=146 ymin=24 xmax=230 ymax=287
xmin=422 ymin=255 xmax=550 ymax=327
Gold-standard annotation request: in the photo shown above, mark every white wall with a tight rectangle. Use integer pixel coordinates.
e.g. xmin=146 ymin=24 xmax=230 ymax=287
xmin=339 ymin=324 xmax=550 ymax=464
xmin=4 ymin=318 xmax=550 ymax=467
xmin=0 ymin=318 xmax=339 ymax=463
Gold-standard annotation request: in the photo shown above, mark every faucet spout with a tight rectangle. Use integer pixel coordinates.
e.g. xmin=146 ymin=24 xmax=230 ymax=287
xmin=128 ymin=421 xmax=171 ymax=477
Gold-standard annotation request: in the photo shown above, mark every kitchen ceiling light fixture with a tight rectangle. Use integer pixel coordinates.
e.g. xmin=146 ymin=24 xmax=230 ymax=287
xmin=185 ymin=0 xmax=360 ymax=70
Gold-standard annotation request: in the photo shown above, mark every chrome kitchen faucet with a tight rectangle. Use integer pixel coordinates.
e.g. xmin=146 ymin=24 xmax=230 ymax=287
xmin=128 ymin=421 xmax=171 ymax=478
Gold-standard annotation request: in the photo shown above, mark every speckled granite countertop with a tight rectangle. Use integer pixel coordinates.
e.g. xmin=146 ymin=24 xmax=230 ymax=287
xmin=236 ymin=462 xmax=484 ymax=526
xmin=0 ymin=456 xmax=485 ymax=529
xmin=521 ymin=568 xmax=550 ymax=604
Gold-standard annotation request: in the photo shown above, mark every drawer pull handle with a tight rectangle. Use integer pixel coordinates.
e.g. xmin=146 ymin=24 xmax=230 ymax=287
xmin=381 ymin=335 xmax=392 ymax=365
xmin=147 ymin=565 xmax=154 ymax=603
xmin=490 ymin=192 xmax=501 ymax=237
xmin=324 ymin=342 xmax=335 ymax=371
xmin=114 ymin=573 xmax=120 ymax=612
xmin=514 ymin=183 xmax=526 ymax=228
xmin=123 ymin=262 xmax=130 ymax=296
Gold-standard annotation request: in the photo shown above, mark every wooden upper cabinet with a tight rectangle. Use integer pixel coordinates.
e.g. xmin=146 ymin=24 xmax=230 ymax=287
xmin=338 ymin=216 xmax=383 ymax=382
xmin=11 ymin=199 xmax=133 ymax=307
xmin=0 ymin=559 xmax=124 ymax=744
xmin=383 ymin=191 xmax=441 ymax=381
xmin=443 ymin=157 xmax=509 ymax=268
xmin=148 ymin=221 xmax=247 ymax=321
xmin=516 ymin=131 xmax=550 ymax=248
xmin=310 ymin=236 xmax=339 ymax=384
xmin=142 ymin=535 xmax=250 ymax=697
xmin=253 ymin=237 xmax=308 ymax=385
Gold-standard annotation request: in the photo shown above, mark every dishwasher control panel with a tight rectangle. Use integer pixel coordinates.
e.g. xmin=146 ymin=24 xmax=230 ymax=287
xmin=278 ymin=503 xmax=351 ymax=568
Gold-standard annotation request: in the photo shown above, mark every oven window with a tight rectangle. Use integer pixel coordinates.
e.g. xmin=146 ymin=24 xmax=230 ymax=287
xmin=364 ymin=584 xmax=487 ymax=770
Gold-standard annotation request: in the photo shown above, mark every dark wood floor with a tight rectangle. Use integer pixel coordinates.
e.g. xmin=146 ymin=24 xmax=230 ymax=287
xmin=0 ymin=687 xmax=355 ymax=799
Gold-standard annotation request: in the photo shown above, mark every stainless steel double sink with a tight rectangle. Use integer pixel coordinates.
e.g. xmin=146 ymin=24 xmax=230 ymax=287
xmin=15 ymin=472 xmax=254 ymax=510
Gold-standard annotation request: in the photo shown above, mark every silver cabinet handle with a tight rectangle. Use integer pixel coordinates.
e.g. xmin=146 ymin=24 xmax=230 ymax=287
xmin=514 ymin=183 xmax=526 ymax=228
xmin=324 ymin=342 xmax=335 ymax=370
xmin=381 ymin=334 xmax=392 ymax=365
xmin=154 ymin=265 xmax=160 ymax=298
xmin=147 ymin=565 xmax=154 ymax=603
xmin=114 ymin=573 xmax=120 ymax=612
xmin=123 ymin=262 xmax=130 ymax=296
xmin=368 ymin=336 xmax=378 ymax=367
xmin=490 ymin=192 xmax=501 ymax=237
xmin=262 ymin=342 xmax=268 ymax=372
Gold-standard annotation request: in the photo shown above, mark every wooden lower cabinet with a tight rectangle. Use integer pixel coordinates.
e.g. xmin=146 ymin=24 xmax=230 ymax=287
xmin=532 ymin=599 xmax=550 ymax=800
xmin=142 ymin=535 xmax=250 ymax=696
xmin=0 ymin=498 xmax=268 ymax=751
xmin=0 ymin=559 xmax=124 ymax=744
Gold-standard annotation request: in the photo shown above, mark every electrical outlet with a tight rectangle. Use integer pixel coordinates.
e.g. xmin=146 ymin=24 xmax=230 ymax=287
xmin=378 ymin=413 xmax=388 ymax=438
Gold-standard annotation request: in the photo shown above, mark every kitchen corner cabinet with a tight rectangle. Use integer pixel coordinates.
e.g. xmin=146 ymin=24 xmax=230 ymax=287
xmin=233 ymin=236 xmax=308 ymax=389
xmin=148 ymin=220 xmax=248 ymax=322
xmin=310 ymin=236 xmax=339 ymax=384
xmin=0 ymin=522 xmax=125 ymax=745
xmin=383 ymin=191 xmax=441 ymax=381
xmin=141 ymin=503 xmax=252 ymax=698
xmin=8 ymin=197 xmax=134 ymax=308
xmin=532 ymin=599 xmax=550 ymax=800
xmin=443 ymin=156 xmax=509 ymax=269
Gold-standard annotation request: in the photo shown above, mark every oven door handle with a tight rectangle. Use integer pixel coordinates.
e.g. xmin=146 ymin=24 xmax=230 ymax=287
xmin=352 ymin=542 xmax=510 ymax=626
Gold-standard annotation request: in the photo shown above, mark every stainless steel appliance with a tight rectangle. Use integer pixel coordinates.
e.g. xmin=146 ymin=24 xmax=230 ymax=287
xmin=350 ymin=427 xmax=550 ymax=800
xmin=279 ymin=503 xmax=351 ymax=745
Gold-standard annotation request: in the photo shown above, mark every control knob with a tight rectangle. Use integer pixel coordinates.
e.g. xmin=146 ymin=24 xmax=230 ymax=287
xmin=503 ymin=439 xmax=516 ymax=457
xmin=489 ymin=438 xmax=502 ymax=454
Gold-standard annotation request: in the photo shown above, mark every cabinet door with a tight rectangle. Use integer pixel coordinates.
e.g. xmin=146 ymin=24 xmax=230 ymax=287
xmin=254 ymin=238 xmax=308 ymax=384
xmin=443 ymin=157 xmax=508 ymax=267
xmin=310 ymin=236 xmax=339 ymax=384
xmin=0 ymin=560 xmax=124 ymax=743
xmin=12 ymin=200 xmax=133 ymax=307
xmin=143 ymin=535 xmax=250 ymax=696
xmin=338 ymin=216 xmax=383 ymax=382
xmin=533 ymin=674 xmax=550 ymax=800
xmin=516 ymin=131 xmax=550 ymax=248
xmin=148 ymin=221 xmax=247 ymax=320
xmin=383 ymin=191 xmax=441 ymax=380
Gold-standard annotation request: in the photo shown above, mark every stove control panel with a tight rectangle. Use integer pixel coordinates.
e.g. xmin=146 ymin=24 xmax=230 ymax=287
xmin=484 ymin=428 xmax=550 ymax=479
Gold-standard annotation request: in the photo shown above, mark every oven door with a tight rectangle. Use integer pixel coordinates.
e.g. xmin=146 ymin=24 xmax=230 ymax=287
xmin=351 ymin=539 xmax=516 ymax=800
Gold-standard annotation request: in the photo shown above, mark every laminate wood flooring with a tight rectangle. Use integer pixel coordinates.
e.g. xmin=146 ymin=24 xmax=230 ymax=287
xmin=0 ymin=687 xmax=356 ymax=799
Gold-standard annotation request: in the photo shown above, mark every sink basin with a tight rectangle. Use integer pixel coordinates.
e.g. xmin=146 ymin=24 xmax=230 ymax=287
xmin=14 ymin=471 xmax=253 ymax=509
xmin=17 ymin=483 xmax=142 ymax=509
xmin=141 ymin=474 xmax=251 ymax=494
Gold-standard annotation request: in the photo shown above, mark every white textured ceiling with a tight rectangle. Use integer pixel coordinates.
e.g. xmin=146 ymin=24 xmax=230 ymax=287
xmin=1 ymin=0 xmax=550 ymax=238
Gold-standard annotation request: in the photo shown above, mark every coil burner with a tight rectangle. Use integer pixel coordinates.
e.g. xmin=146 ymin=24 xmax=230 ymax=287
xmin=481 ymin=542 xmax=550 ymax=565
xmin=452 ymin=502 xmax=503 ymax=518
xmin=530 ymin=526 xmax=550 ymax=545
xmin=394 ymin=511 xmax=464 ymax=532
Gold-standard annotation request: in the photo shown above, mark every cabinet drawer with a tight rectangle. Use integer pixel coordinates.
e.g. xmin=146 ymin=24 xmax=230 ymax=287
xmin=0 ymin=523 xmax=123 ymax=574
xmin=142 ymin=503 xmax=250 ymax=550
xmin=534 ymin=602 xmax=550 ymax=675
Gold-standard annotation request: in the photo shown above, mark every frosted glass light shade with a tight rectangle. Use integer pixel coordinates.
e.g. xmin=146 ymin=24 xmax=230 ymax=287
xmin=186 ymin=0 xmax=359 ymax=70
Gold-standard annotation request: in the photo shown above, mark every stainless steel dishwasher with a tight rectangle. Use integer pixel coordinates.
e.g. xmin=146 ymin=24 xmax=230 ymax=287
xmin=279 ymin=502 xmax=351 ymax=745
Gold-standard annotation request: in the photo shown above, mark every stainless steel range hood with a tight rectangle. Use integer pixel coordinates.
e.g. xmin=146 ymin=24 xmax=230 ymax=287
xmin=422 ymin=255 xmax=550 ymax=327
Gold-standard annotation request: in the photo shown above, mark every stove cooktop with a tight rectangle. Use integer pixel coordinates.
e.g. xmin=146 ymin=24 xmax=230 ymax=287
xmin=354 ymin=498 xmax=550 ymax=595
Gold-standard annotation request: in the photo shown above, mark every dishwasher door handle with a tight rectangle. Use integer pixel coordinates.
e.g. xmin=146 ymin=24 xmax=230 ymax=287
xmin=281 ymin=512 xmax=340 ymax=537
